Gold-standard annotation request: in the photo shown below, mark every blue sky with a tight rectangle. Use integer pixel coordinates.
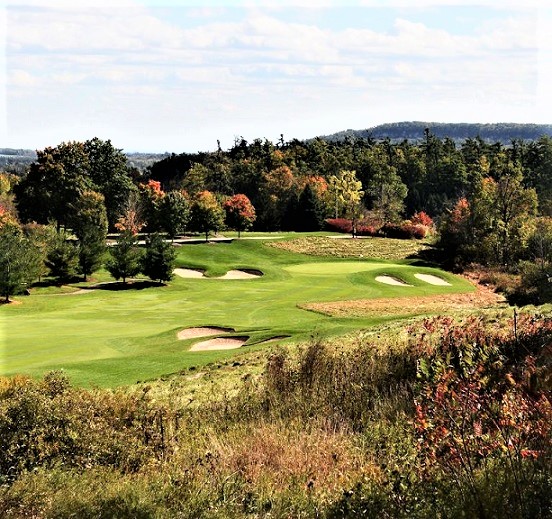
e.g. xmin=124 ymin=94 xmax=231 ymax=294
xmin=2 ymin=0 xmax=551 ymax=152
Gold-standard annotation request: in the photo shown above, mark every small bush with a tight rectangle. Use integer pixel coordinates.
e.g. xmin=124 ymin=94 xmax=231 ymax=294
xmin=410 ymin=211 xmax=433 ymax=228
xmin=355 ymin=225 xmax=378 ymax=237
xmin=325 ymin=218 xmax=353 ymax=234
xmin=380 ymin=223 xmax=427 ymax=239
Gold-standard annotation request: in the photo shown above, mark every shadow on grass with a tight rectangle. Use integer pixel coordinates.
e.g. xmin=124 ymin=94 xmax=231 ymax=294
xmin=406 ymin=244 xmax=443 ymax=266
xmin=85 ymin=280 xmax=166 ymax=291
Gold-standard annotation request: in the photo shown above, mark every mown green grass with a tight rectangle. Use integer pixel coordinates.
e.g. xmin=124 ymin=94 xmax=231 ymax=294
xmin=0 ymin=235 xmax=473 ymax=387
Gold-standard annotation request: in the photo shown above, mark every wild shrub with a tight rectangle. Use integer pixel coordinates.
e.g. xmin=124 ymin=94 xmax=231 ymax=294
xmin=325 ymin=218 xmax=353 ymax=234
xmin=0 ymin=372 xmax=174 ymax=485
xmin=413 ymin=315 xmax=552 ymax=518
xmin=380 ymin=222 xmax=427 ymax=240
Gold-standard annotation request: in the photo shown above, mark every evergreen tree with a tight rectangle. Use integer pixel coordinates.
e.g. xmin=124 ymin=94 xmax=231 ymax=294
xmin=296 ymin=183 xmax=325 ymax=231
xmin=141 ymin=233 xmax=176 ymax=283
xmin=0 ymin=222 xmax=42 ymax=302
xmin=71 ymin=191 xmax=108 ymax=281
xmin=45 ymin=233 xmax=79 ymax=283
xmin=106 ymin=231 xmax=142 ymax=283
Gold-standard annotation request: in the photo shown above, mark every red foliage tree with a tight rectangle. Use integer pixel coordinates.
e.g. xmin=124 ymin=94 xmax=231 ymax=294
xmin=224 ymin=194 xmax=256 ymax=237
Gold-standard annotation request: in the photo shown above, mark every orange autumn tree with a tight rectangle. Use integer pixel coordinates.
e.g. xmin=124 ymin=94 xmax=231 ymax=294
xmin=224 ymin=194 xmax=256 ymax=237
xmin=115 ymin=192 xmax=146 ymax=235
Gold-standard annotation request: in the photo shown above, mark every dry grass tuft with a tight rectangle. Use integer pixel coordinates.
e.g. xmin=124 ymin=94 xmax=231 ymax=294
xmin=270 ymin=236 xmax=431 ymax=260
xmin=205 ymin=421 xmax=379 ymax=495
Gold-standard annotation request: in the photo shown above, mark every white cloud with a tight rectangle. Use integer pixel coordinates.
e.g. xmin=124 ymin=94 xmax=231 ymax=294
xmin=8 ymin=4 xmax=183 ymax=52
xmin=4 ymin=2 xmax=548 ymax=151
xmin=359 ymin=0 xmax=546 ymax=8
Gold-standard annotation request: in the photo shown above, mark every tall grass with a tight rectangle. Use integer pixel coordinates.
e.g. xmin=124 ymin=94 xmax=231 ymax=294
xmin=0 ymin=313 xmax=550 ymax=518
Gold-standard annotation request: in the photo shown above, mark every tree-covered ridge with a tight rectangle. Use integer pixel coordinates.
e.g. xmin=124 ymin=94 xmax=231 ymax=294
xmin=320 ymin=122 xmax=552 ymax=144
xmin=147 ymin=131 xmax=552 ymax=222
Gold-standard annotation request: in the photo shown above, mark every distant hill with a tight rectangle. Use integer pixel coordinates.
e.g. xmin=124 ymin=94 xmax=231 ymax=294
xmin=0 ymin=149 xmax=169 ymax=173
xmin=319 ymin=122 xmax=552 ymax=145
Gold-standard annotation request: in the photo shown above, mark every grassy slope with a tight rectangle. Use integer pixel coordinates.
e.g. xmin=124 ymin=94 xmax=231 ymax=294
xmin=0 ymin=235 xmax=473 ymax=387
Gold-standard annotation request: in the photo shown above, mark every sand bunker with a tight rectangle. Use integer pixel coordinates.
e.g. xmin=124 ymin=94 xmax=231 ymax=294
xmin=414 ymin=273 xmax=451 ymax=286
xmin=190 ymin=337 xmax=248 ymax=351
xmin=174 ymin=268 xmax=206 ymax=278
xmin=174 ymin=268 xmax=262 ymax=280
xmin=218 ymin=270 xmax=262 ymax=279
xmin=375 ymin=275 xmax=411 ymax=286
xmin=177 ymin=326 xmax=234 ymax=340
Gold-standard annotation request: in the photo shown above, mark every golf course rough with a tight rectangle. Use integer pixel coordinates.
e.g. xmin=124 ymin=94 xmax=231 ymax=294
xmin=1 ymin=238 xmax=474 ymax=387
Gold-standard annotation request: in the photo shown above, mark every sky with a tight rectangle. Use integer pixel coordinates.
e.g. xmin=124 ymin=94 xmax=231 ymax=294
xmin=2 ymin=0 xmax=551 ymax=153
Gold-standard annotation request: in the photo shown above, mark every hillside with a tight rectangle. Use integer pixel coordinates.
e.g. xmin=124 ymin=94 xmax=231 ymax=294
xmin=320 ymin=121 xmax=552 ymax=144
xmin=0 ymin=149 xmax=169 ymax=173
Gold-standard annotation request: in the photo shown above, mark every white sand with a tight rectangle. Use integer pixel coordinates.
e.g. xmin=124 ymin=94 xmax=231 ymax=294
xmin=218 ymin=270 xmax=261 ymax=279
xmin=414 ymin=273 xmax=451 ymax=286
xmin=190 ymin=337 xmax=247 ymax=351
xmin=375 ymin=275 xmax=411 ymax=286
xmin=177 ymin=326 xmax=234 ymax=340
xmin=174 ymin=268 xmax=206 ymax=278
xmin=174 ymin=268 xmax=261 ymax=280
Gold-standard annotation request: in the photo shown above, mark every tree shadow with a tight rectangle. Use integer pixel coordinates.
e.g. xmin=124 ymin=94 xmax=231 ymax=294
xmin=86 ymin=280 xmax=166 ymax=291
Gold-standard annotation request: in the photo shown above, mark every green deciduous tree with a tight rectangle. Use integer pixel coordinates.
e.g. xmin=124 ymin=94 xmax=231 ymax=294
xmin=473 ymin=169 xmax=538 ymax=266
xmin=141 ymin=233 xmax=176 ymax=282
xmin=84 ymin=137 xmax=136 ymax=229
xmin=257 ymin=165 xmax=296 ymax=230
xmin=366 ymin=163 xmax=408 ymax=223
xmin=328 ymin=170 xmax=364 ymax=236
xmin=15 ymin=142 xmax=93 ymax=231
xmin=190 ymin=190 xmax=225 ymax=241
xmin=158 ymin=190 xmax=190 ymax=239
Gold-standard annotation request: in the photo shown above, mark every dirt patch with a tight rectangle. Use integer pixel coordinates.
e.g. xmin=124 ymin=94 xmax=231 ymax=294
xmin=174 ymin=268 xmax=206 ymax=278
xmin=65 ymin=288 xmax=93 ymax=295
xmin=415 ymin=273 xmax=451 ymax=286
xmin=190 ymin=336 xmax=249 ymax=351
xmin=0 ymin=299 xmax=22 ymax=305
xmin=375 ymin=275 xmax=411 ymax=287
xmin=177 ymin=326 xmax=234 ymax=340
xmin=301 ymin=279 xmax=505 ymax=318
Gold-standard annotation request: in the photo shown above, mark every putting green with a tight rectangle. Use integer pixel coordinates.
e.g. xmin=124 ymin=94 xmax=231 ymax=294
xmin=0 ymin=238 xmax=474 ymax=387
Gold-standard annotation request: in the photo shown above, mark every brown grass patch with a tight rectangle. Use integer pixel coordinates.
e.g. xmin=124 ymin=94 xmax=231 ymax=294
xmin=270 ymin=236 xmax=431 ymax=260
xmin=301 ymin=278 xmax=506 ymax=318
xmin=205 ymin=422 xmax=379 ymax=495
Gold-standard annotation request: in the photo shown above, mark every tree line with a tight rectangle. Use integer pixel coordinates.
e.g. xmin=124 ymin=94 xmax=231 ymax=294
xmin=1 ymin=131 xmax=551 ymax=302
